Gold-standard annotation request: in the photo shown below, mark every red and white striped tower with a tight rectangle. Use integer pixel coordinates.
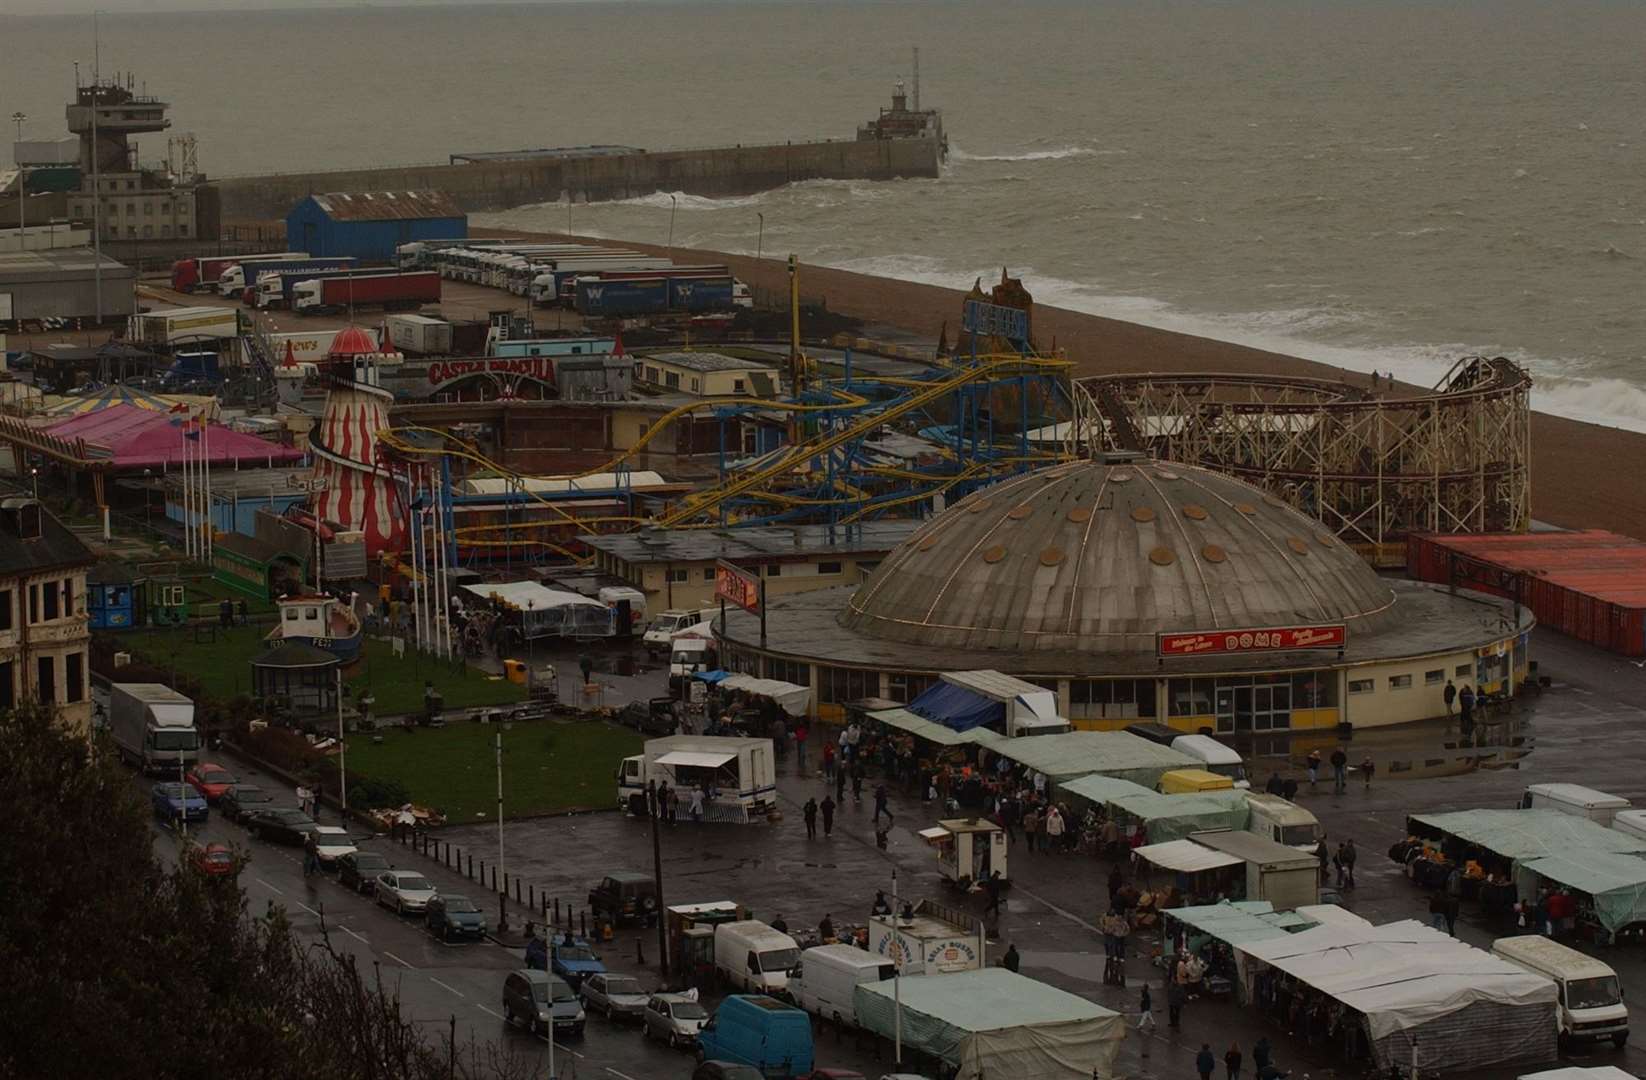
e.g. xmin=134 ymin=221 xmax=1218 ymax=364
xmin=308 ymin=326 xmax=406 ymax=556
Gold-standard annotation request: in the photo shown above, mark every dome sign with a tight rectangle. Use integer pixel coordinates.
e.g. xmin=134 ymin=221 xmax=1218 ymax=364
xmin=1158 ymin=624 xmax=1346 ymax=657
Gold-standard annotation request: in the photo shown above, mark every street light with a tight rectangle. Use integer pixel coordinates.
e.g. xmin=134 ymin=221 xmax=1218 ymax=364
xmin=756 ymin=212 xmax=764 ymax=263
xmin=143 ymin=467 xmax=152 ymax=531
xmin=9 ymin=111 xmax=25 ymax=237
xmin=666 ymin=194 xmax=677 ymax=260
xmin=30 ymin=467 xmax=38 ymax=500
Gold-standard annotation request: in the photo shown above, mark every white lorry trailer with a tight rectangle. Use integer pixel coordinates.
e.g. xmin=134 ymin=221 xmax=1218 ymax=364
xmin=108 ymin=683 xmax=199 ymax=775
xmin=616 ymin=735 xmax=776 ymax=815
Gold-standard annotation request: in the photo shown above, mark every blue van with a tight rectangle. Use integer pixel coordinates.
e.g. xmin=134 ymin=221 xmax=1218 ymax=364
xmin=697 ymin=994 xmax=814 ymax=1077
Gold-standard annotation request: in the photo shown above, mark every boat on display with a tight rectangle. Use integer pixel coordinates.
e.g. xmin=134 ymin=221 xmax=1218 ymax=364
xmin=265 ymin=594 xmax=364 ymax=663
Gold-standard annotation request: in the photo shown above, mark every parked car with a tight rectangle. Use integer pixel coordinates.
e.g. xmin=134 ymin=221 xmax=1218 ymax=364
xmin=189 ymin=841 xmax=237 ymax=878
xmin=696 ymin=994 xmax=814 ymax=1075
xmin=579 ymin=972 xmax=649 ymax=1021
xmin=426 ymin=894 xmax=487 ymax=941
xmin=151 ymin=782 xmax=208 ymax=825
xmin=338 ymin=850 xmax=391 ymax=894
xmin=185 ymin=763 xmax=240 ymax=803
xmin=692 ymin=1064 xmax=765 ymax=1080
xmin=220 ymin=784 xmax=276 ymax=823
xmin=549 ymin=938 xmax=606 ymax=990
xmin=799 ymin=1071 xmax=866 ymax=1080
xmin=312 ymin=825 xmax=357 ymax=870
xmin=243 ymin=807 xmax=318 ymax=846
xmin=502 ymin=969 xmax=585 ymax=1037
xmin=588 ymin=871 xmax=659 ymax=927
xmin=644 ymin=993 xmax=710 ymax=1048
xmin=375 ymin=870 xmax=437 ymax=915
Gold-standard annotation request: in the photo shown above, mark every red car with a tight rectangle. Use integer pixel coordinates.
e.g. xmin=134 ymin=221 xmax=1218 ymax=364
xmin=190 ymin=842 xmax=237 ymax=878
xmin=186 ymin=763 xmax=241 ymax=804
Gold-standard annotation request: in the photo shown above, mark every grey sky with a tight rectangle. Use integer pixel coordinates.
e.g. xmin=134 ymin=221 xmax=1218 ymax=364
xmin=3 ymin=0 xmax=597 ymax=16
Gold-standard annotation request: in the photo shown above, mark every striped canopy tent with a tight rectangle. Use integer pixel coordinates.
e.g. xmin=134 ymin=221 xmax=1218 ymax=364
xmin=40 ymin=385 xmax=221 ymax=421
xmin=308 ymin=327 xmax=406 ymax=555
xmin=42 ymin=403 xmax=304 ymax=470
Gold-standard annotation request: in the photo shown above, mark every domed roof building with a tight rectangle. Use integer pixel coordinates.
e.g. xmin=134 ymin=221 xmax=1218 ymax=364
xmin=718 ymin=456 xmax=1532 ymax=732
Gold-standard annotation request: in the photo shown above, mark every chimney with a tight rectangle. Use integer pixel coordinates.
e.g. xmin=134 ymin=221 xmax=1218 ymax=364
xmin=0 ymin=498 xmax=43 ymax=540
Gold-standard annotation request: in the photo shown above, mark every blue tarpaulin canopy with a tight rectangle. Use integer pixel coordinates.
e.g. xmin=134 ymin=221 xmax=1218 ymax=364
xmin=909 ymin=681 xmax=1003 ymax=732
xmin=692 ymin=670 xmax=730 ymax=683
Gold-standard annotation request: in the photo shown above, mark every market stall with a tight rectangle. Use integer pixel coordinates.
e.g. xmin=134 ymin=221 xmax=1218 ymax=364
xmin=713 ymin=673 xmax=811 ymax=718
xmin=870 ymin=706 xmax=988 ymax=749
xmin=974 ymin=730 xmax=1196 ymax=790
xmin=1235 ymin=918 xmax=1558 ymax=1073
xmin=462 ymin=581 xmax=614 ymax=640
xmin=853 ymin=967 xmax=1127 ymax=1080
xmin=1105 ymin=789 xmax=1251 ymax=844
xmin=1132 ymin=838 xmax=1245 ymax=905
xmin=1161 ymin=901 xmax=1318 ymax=1001
xmin=1517 ymin=849 xmax=1646 ymax=943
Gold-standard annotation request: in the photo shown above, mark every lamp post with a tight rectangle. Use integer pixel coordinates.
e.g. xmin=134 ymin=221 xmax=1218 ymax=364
xmin=143 ymin=467 xmax=152 ymax=531
xmin=10 ymin=111 xmax=25 ymax=237
xmin=336 ymin=666 xmax=346 ymax=818
xmin=756 ymin=212 xmax=764 ymax=263
xmin=30 ymin=466 xmax=38 ymax=500
xmin=667 ymin=194 xmax=677 ymax=260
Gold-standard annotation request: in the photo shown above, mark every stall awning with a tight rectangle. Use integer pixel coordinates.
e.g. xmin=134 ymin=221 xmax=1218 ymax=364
xmin=909 ymin=681 xmax=1003 ymax=733
xmin=1134 ymin=839 xmax=1243 ymax=873
xmin=654 ymin=750 xmax=737 ymax=768
xmin=1164 ymin=901 xmax=1317 ymax=947
xmin=1518 ymin=850 xmax=1646 ymax=936
xmin=1412 ymin=809 xmax=1646 ymax=866
xmin=717 ymin=673 xmax=811 ymax=718
xmin=871 ymin=707 xmax=987 ymax=748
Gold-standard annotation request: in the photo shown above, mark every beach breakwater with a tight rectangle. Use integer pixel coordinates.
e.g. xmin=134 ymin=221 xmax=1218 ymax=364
xmin=211 ymin=138 xmax=942 ymax=222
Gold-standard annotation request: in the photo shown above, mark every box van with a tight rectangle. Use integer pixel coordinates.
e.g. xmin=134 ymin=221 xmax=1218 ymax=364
xmin=1125 ymin=722 xmax=1181 ymax=747
xmin=1520 ymin=784 xmax=1631 ymax=825
xmin=644 ymin=608 xmax=716 ymax=655
xmin=789 ymin=943 xmax=896 ymax=1027
xmin=1244 ymin=792 xmax=1322 ymax=852
xmin=714 ymin=920 xmax=802 ymax=995
xmin=669 ymin=636 xmax=713 ymax=690
xmin=1158 ymin=768 xmax=1236 ymax=795
xmin=1610 ymin=809 xmax=1646 ymax=843
xmin=697 ymin=994 xmax=814 ymax=1076
xmin=1170 ymin=734 xmax=1249 ymax=789
xmin=1491 ymin=936 xmax=1628 ymax=1050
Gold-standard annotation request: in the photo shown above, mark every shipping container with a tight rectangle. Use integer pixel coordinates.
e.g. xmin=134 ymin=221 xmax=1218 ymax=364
xmin=1406 ymin=531 xmax=1646 ymax=657
xmin=291 ymin=271 xmax=440 ymax=315
xmin=129 ymin=306 xmax=239 ymax=345
xmin=385 ymin=313 xmax=453 ymax=356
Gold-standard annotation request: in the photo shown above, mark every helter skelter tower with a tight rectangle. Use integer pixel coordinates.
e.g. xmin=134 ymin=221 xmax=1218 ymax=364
xmin=307 ymin=326 xmax=406 ymax=555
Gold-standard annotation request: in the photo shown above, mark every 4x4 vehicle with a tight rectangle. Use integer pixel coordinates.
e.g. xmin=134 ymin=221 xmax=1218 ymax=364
xmin=589 ymin=871 xmax=659 ymax=926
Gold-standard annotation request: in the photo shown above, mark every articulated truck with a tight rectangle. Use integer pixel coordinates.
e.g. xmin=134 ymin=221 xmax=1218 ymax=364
xmin=170 ymin=252 xmax=306 ymax=293
xmin=292 ymin=271 xmax=440 ymax=316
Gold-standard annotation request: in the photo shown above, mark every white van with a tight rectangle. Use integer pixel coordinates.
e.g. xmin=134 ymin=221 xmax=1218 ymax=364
xmin=1520 ymin=784 xmax=1631 ymax=825
xmin=645 ymin=609 xmax=716 ymax=655
xmin=1244 ymin=792 xmax=1321 ymax=852
xmin=1171 ymin=734 xmax=1249 ymax=788
xmin=1610 ymin=809 xmax=1646 ymax=843
xmin=789 ymin=944 xmax=897 ymax=1027
xmin=713 ymin=920 xmax=802 ymax=995
xmin=1491 ymin=936 xmax=1628 ymax=1050
xmin=669 ymin=637 xmax=713 ymax=690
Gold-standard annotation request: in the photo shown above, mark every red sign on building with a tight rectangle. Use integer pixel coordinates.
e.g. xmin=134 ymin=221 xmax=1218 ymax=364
xmin=1157 ymin=624 xmax=1347 ymax=657
xmin=715 ymin=560 xmax=762 ymax=615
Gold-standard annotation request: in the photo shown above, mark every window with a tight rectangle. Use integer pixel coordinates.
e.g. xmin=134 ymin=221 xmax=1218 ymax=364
xmin=304 ymin=607 xmax=319 ymax=620
xmin=765 ymin=657 xmax=809 ymax=686
xmin=125 ymin=202 xmax=135 ymax=215
xmin=127 ymin=227 xmax=136 ymax=238
xmin=690 ymin=378 xmax=700 ymax=393
xmin=665 ymin=372 xmax=681 ymax=390
xmin=1169 ymin=677 xmax=1216 ymax=717
xmin=1425 ymin=669 xmax=1445 ymax=685
xmin=36 ymin=656 xmax=55 ymax=703
xmin=819 ymin=665 xmax=875 ymax=705
xmin=161 ymin=201 xmax=170 ymax=212
xmin=66 ymin=653 xmax=84 ymax=703
xmin=765 ymin=564 xmax=782 ymax=577
xmin=0 ymin=588 xmax=11 ymax=631
xmin=645 ymin=367 xmax=658 ymax=383
xmin=0 ymin=661 xmax=11 ymax=709
xmin=1455 ymin=663 xmax=1472 ymax=677
xmin=285 ymin=607 xmax=300 ymax=621
xmin=142 ymin=225 xmax=152 ymax=238
xmin=733 ymin=379 xmax=746 ymax=393
xmin=179 ymin=224 xmax=189 ymax=236
xmin=160 ymin=224 xmax=171 ymax=238
xmin=61 ymin=578 xmax=73 ymax=618
xmin=125 ymin=180 xmax=135 ymax=191
xmin=1291 ymin=670 xmax=1337 ymax=709
xmin=1389 ymin=674 xmax=1412 ymax=690
xmin=144 ymin=202 xmax=153 ymax=215
xmin=887 ymin=672 xmax=934 ymax=704
xmin=702 ymin=567 xmax=715 ymax=581
xmin=1072 ymin=678 xmax=1157 ymax=719
xmin=817 ymin=561 xmax=842 ymax=575
xmin=1348 ymin=679 xmax=1374 ymax=695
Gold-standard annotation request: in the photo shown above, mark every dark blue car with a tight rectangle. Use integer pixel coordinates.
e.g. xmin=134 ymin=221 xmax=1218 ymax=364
xmin=526 ymin=936 xmax=606 ymax=990
xmin=152 ymin=781 xmax=208 ymax=825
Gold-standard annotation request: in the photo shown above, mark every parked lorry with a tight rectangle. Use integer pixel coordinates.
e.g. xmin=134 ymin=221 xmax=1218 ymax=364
xmin=109 ymin=683 xmax=200 ymax=775
xmin=712 ymin=919 xmax=802 ymax=995
xmin=788 ymin=943 xmax=896 ymax=1028
xmin=574 ymin=272 xmax=747 ymax=317
xmin=255 ymin=267 xmax=388 ymax=310
xmin=128 ymin=306 xmax=239 ymax=346
xmin=385 ymin=313 xmax=454 ymax=356
xmin=292 ymin=271 xmax=440 ymax=315
xmin=867 ymin=898 xmax=985 ymax=976
xmin=1520 ymin=784 xmax=1631 ymax=825
xmin=1244 ymin=792 xmax=1322 ymax=852
xmin=170 ymin=252 xmax=306 ymax=293
xmin=527 ymin=257 xmax=676 ymax=305
xmin=219 ymin=257 xmax=357 ymax=299
xmin=615 ymin=735 xmax=775 ymax=814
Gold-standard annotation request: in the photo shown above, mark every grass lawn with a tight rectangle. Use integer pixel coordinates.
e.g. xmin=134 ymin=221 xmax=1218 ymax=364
xmin=344 ymin=720 xmax=642 ymax=819
xmin=113 ymin=626 xmax=527 ymax=715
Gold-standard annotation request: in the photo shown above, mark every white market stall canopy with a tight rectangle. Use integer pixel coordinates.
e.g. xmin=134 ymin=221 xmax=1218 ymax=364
xmin=1520 ymin=1069 xmax=1641 ymax=1080
xmin=654 ymin=750 xmax=738 ymax=768
xmin=716 ymin=673 xmax=811 ymax=718
xmin=1411 ymin=809 xmax=1646 ymax=868
xmin=871 ymin=707 xmax=988 ymax=748
xmin=1235 ymin=918 xmax=1557 ymax=1072
xmin=1134 ymin=839 xmax=1243 ymax=874
xmin=462 ymin=581 xmax=613 ymax=639
xmin=1517 ymin=849 xmax=1646 ymax=940
xmin=978 ymin=730 xmax=1197 ymax=788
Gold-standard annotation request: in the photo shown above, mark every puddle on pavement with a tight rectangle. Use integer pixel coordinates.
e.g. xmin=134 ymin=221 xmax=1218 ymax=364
xmin=1228 ymin=712 xmax=1533 ymax=782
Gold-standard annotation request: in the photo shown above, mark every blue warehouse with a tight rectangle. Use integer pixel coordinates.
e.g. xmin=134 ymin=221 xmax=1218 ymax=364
xmin=285 ymin=190 xmax=466 ymax=262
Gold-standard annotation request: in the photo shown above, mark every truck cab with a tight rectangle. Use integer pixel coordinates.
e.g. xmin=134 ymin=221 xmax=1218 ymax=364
xmin=1491 ymin=935 xmax=1628 ymax=1049
xmin=645 ymin=610 xmax=713 ymax=656
xmin=1244 ymin=792 xmax=1322 ymax=852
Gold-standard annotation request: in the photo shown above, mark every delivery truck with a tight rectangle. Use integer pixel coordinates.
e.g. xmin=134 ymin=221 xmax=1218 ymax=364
xmin=108 ymin=683 xmax=200 ymax=775
xmin=170 ymin=252 xmax=306 ymax=293
xmin=128 ymin=306 xmax=239 ymax=346
xmin=615 ymin=735 xmax=776 ymax=815
xmin=788 ymin=944 xmax=897 ymax=1028
xmin=1492 ymin=936 xmax=1628 ymax=1049
xmin=867 ymin=898 xmax=985 ymax=976
xmin=219 ymin=257 xmax=357 ymax=299
xmin=292 ymin=271 xmax=440 ymax=316
xmin=712 ymin=919 xmax=802 ymax=995
xmin=385 ymin=313 xmax=454 ymax=356
xmin=256 ymin=267 xmax=387 ymax=310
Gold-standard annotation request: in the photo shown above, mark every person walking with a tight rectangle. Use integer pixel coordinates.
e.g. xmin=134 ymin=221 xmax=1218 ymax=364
xmin=1022 ymin=806 xmax=1040 ymax=857
xmin=1136 ymin=983 xmax=1157 ymax=1053
xmin=1429 ymin=892 xmax=1448 ymax=932
xmin=821 ymin=795 xmax=836 ymax=837
xmin=1444 ymin=679 xmax=1458 ymax=715
xmin=835 ymin=760 xmax=847 ymax=804
xmin=983 ymin=869 xmax=1003 ymax=919
xmin=1342 ymin=838 xmax=1358 ymax=888
xmin=1167 ymin=978 xmax=1186 ymax=1028
xmin=1252 ymin=1037 xmax=1272 ymax=1076
xmin=1306 ymin=749 xmax=1322 ymax=791
xmin=1197 ymin=1044 xmax=1216 ymax=1080
xmin=803 ymin=797 xmax=818 ymax=840
xmin=1360 ymin=754 xmax=1375 ymax=789
xmin=851 ymin=760 xmax=864 ymax=803
xmin=1330 ymin=746 xmax=1348 ymax=794
xmin=1444 ymin=892 xmax=1460 ymax=936
xmin=1002 ymin=942 xmax=1020 ymax=973
xmin=873 ymin=784 xmax=890 ymax=825
xmin=1225 ymin=1042 xmax=1243 ymax=1080
xmin=302 ymin=831 xmax=320 ymax=876
xmin=1044 ymin=805 xmax=1065 ymax=852
xmin=578 ymin=653 xmax=594 ymax=687
xmin=1460 ymin=684 xmax=1476 ymax=728
xmin=1314 ymin=836 xmax=1330 ymax=885
xmin=794 ymin=722 xmax=807 ymax=766
xmin=822 ymin=740 xmax=836 ymax=780
xmin=1334 ymin=842 xmax=1348 ymax=889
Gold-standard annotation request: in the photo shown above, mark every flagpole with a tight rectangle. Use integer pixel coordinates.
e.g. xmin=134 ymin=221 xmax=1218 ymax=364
xmin=181 ymin=415 xmax=193 ymax=559
xmin=202 ymin=416 xmax=212 ymax=564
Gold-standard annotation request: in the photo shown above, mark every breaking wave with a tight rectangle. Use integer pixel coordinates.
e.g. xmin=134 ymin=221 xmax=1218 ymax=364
xmin=949 ymin=143 xmax=1099 ymax=162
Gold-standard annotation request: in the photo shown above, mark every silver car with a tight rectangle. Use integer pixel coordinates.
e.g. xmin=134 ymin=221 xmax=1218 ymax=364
xmin=642 ymin=992 xmax=708 ymax=1049
xmin=579 ymin=972 xmax=649 ymax=1022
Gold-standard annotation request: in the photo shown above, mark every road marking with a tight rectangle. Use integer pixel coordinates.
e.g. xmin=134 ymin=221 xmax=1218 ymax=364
xmin=340 ymin=926 xmax=369 ymax=944
xmin=383 ymin=951 xmax=414 ymax=969
xmin=605 ymin=1070 xmax=642 ymax=1080
xmin=298 ymin=902 xmax=322 ymax=918
xmin=255 ymin=878 xmax=285 ymax=896
xmin=476 ymin=1005 xmax=505 ymax=1020
xmin=429 ymin=977 xmax=465 ymax=998
xmin=536 ymin=1034 xmax=586 ymax=1058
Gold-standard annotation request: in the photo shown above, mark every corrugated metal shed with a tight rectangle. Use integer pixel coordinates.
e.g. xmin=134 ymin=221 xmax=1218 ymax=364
xmin=285 ymin=191 xmax=465 ymax=261
xmin=1407 ymin=531 xmax=1646 ymax=656
xmin=0 ymin=247 xmax=135 ymax=320
xmin=309 ymin=190 xmax=464 ymax=221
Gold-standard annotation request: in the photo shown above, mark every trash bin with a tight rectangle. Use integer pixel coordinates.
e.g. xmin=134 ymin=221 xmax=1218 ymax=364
xmin=503 ymin=659 xmax=528 ymax=685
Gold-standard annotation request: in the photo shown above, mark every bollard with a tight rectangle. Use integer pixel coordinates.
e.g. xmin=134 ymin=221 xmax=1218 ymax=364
xmin=466 ymin=853 xmax=473 ymax=880
xmin=580 ymin=911 xmax=586 ymax=938
xmin=529 ymin=884 xmax=535 ymax=909
xmin=542 ymin=894 xmax=549 ymax=919
xmin=515 ymin=878 xmax=522 ymax=904
xmin=490 ymin=865 xmax=497 ymax=892
xmin=479 ymin=859 xmax=485 ymax=885
xmin=554 ymin=898 xmax=561 ymax=924
xmin=637 ymin=936 xmax=645 ymax=966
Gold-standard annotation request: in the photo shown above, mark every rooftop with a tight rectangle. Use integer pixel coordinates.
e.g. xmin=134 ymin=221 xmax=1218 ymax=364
xmin=584 ymin=521 xmax=921 ymax=565
xmin=0 ymin=499 xmax=95 ymax=577
xmin=0 ymin=248 xmax=131 ymax=281
xmin=642 ymin=352 xmax=776 ymax=373
xmin=307 ymin=190 xmax=464 ymax=222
